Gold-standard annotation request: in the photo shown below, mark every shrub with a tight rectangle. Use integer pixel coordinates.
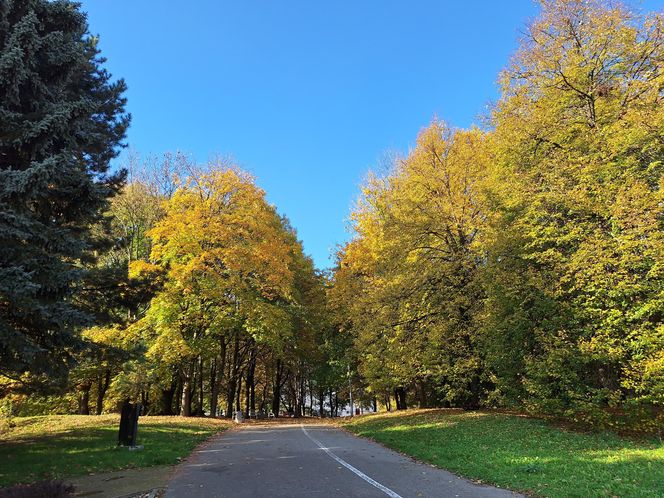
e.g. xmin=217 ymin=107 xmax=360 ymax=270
xmin=0 ymin=481 xmax=75 ymax=498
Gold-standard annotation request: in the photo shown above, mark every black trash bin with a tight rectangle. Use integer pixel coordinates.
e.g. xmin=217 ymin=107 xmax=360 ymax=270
xmin=118 ymin=401 xmax=142 ymax=447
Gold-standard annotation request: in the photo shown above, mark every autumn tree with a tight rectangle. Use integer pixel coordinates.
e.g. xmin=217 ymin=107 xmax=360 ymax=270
xmin=69 ymin=152 xmax=183 ymax=414
xmin=333 ymin=122 xmax=491 ymax=409
xmin=485 ymin=0 xmax=664 ymax=423
xmin=136 ymin=167 xmax=319 ymax=417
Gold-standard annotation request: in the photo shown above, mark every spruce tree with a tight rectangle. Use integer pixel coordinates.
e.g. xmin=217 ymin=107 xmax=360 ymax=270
xmin=0 ymin=0 xmax=129 ymax=388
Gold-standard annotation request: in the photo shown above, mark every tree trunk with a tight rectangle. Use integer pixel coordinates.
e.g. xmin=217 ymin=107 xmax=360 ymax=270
xmin=141 ymin=389 xmax=149 ymax=413
xmin=260 ymin=380 xmax=268 ymax=414
xmin=245 ymin=346 xmax=256 ymax=418
xmin=190 ymin=361 xmax=198 ymax=415
xmin=416 ymin=380 xmax=427 ymax=408
xmin=298 ymin=374 xmax=306 ymax=417
xmin=210 ymin=338 xmax=227 ymax=417
xmin=181 ymin=361 xmax=194 ymax=417
xmin=395 ymin=387 xmax=407 ymax=410
xmin=160 ymin=373 xmax=178 ymax=415
xmin=174 ymin=376 xmax=183 ymax=415
xmin=226 ymin=334 xmax=240 ymax=418
xmin=236 ymin=372 xmax=243 ymax=413
xmin=293 ymin=374 xmax=301 ymax=418
xmin=318 ymin=387 xmax=325 ymax=417
xmin=198 ymin=356 xmax=205 ymax=416
xmin=95 ymin=369 xmax=111 ymax=415
xmin=250 ymin=362 xmax=256 ymax=414
xmin=308 ymin=379 xmax=314 ymax=415
xmin=272 ymin=358 xmax=282 ymax=417
xmin=78 ymin=382 xmax=91 ymax=415
xmin=209 ymin=358 xmax=217 ymax=417
xmin=244 ymin=366 xmax=251 ymax=418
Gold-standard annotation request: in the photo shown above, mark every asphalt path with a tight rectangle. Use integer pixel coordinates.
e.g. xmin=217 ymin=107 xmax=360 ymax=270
xmin=165 ymin=423 xmax=522 ymax=498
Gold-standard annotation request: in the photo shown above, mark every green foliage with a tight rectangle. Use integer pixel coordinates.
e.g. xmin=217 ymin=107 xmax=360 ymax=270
xmin=332 ymin=124 xmax=491 ymax=409
xmin=120 ymin=167 xmax=330 ymax=417
xmin=486 ymin=0 xmax=664 ymax=421
xmin=332 ymin=0 xmax=664 ymax=428
xmin=2 ymin=0 xmax=660 ymax=440
xmin=0 ymin=394 xmax=76 ymax=417
xmin=0 ymin=0 xmax=129 ymax=388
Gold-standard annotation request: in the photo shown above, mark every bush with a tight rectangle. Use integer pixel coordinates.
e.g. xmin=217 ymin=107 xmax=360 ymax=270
xmin=0 ymin=398 xmax=15 ymax=431
xmin=4 ymin=395 xmax=76 ymax=417
xmin=0 ymin=481 xmax=74 ymax=498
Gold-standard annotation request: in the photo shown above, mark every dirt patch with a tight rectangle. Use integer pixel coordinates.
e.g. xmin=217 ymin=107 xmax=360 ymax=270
xmin=65 ymin=465 xmax=172 ymax=498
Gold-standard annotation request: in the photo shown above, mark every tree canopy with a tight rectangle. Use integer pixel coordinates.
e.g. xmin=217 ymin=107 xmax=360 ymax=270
xmin=333 ymin=0 xmax=664 ymax=429
xmin=0 ymin=0 xmax=129 ymax=389
xmin=1 ymin=0 xmax=661 ymax=431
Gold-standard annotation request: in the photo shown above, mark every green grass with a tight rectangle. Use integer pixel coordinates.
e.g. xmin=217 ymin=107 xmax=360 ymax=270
xmin=0 ymin=414 xmax=230 ymax=487
xmin=343 ymin=409 xmax=664 ymax=498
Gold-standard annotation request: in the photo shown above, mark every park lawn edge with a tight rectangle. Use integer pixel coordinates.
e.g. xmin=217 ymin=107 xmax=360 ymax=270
xmin=0 ymin=415 xmax=231 ymax=487
xmin=336 ymin=411 xmax=537 ymax=496
xmin=335 ymin=414 xmax=508 ymax=491
xmin=339 ymin=408 xmax=664 ymax=498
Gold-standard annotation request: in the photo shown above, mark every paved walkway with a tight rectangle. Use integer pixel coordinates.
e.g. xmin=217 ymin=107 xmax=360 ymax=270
xmin=166 ymin=423 xmax=522 ymax=498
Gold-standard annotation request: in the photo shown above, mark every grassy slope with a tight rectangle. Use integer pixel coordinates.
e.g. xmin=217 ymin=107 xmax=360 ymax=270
xmin=0 ymin=415 xmax=229 ymax=487
xmin=343 ymin=409 xmax=664 ymax=498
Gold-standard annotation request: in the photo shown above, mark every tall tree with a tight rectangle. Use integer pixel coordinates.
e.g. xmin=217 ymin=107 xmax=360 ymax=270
xmin=333 ymin=122 xmax=491 ymax=409
xmin=138 ymin=167 xmax=299 ymax=416
xmin=0 ymin=0 xmax=129 ymax=388
xmin=487 ymin=0 xmax=664 ymax=418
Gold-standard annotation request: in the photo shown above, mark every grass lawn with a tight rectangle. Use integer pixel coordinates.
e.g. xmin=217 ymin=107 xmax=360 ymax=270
xmin=343 ymin=409 xmax=664 ymax=498
xmin=0 ymin=414 xmax=230 ymax=487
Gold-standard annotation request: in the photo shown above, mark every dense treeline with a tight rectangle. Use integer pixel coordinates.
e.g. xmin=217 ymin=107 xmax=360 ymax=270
xmin=4 ymin=151 xmax=350 ymax=417
xmin=332 ymin=0 xmax=664 ymax=429
xmin=122 ymin=162 xmax=341 ymax=418
xmin=1 ymin=0 xmax=662 ymax=430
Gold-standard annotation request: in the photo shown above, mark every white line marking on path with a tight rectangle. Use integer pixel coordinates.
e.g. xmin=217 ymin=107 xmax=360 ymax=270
xmin=300 ymin=425 xmax=403 ymax=498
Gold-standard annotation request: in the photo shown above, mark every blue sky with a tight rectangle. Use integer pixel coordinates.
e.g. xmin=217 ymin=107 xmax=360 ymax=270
xmin=81 ymin=0 xmax=663 ymax=269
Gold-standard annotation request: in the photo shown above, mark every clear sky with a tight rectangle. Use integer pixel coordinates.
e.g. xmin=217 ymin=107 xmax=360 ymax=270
xmin=80 ymin=0 xmax=663 ymax=270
